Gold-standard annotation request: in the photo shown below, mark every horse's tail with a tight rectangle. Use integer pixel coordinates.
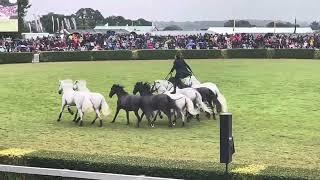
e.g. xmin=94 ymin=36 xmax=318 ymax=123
xmin=200 ymin=83 xmax=228 ymax=113
xmin=185 ymin=97 xmax=199 ymax=116
xmin=100 ymin=97 xmax=111 ymax=117
xmin=216 ymin=93 xmax=228 ymax=113
xmin=195 ymin=92 xmax=213 ymax=114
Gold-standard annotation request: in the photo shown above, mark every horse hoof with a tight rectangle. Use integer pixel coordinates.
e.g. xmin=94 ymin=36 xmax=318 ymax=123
xmin=159 ymin=115 xmax=163 ymax=119
xmin=172 ymin=122 xmax=176 ymax=126
xmin=150 ymin=124 xmax=155 ymax=128
xmin=57 ymin=119 xmax=61 ymax=122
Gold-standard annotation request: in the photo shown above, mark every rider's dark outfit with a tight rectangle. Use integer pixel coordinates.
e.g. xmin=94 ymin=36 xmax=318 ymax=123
xmin=169 ymin=55 xmax=193 ymax=94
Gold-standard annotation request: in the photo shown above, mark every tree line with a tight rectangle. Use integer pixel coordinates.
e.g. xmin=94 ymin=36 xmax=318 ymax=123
xmin=15 ymin=0 xmax=320 ymax=34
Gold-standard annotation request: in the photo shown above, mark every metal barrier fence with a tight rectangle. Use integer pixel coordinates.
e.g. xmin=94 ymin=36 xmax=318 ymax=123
xmin=0 ymin=164 xmax=181 ymax=180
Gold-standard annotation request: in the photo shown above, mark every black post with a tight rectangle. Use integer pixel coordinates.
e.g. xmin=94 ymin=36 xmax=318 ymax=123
xmin=220 ymin=113 xmax=235 ymax=174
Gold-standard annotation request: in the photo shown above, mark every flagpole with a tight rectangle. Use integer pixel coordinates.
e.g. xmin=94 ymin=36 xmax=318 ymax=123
xmin=28 ymin=22 xmax=32 ymax=33
xmin=233 ymin=19 xmax=236 ymax=34
xmin=274 ymin=19 xmax=276 ymax=34
xmin=56 ymin=18 xmax=60 ymax=32
xmin=52 ymin=16 xmax=55 ymax=32
xmin=294 ymin=17 xmax=297 ymax=34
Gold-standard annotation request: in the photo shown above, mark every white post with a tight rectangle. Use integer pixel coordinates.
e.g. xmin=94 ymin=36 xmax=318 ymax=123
xmin=32 ymin=53 xmax=40 ymax=63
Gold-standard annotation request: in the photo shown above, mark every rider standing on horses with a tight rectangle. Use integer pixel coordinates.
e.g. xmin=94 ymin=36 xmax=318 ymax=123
xmin=169 ymin=52 xmax=193 ymax=94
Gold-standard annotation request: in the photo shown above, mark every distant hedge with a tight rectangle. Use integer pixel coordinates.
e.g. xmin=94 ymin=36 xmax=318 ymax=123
xmin=39 ymin=49 xmax=320 ymax=62
xmin=180 ymin=49 xmax=222 ymax=59
xmin=0 ymin=149 xmax=318 ymax=180
xmin=133 ymin=50 xmax=179 ymax=60
xmin=314 ymin=50 xmax=320 ymax=59
xmin=0 ymin=53 xmax=33 ymax=64
xmin=39 ymin=50 xmax=133 ymax=62
xmin=222 ymin=49 xmax=270 ymax=59
xmin=1 ymin=49 xmax=320 ymax=65
xmin=273 ymin=49 xmax=315 ymax=59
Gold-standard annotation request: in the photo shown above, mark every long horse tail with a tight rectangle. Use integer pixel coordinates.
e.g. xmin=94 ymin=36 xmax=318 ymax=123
xmin=200 ymin=83 xmax=228 ymax=113
xmin=216 ymin=92 xmax=228 ymax=113
xmin=195 ymin=92 xmax=213 ymax=114
xmin=185 ymin=97 xmax=199 ymax=116
xmin=100 ymin=97 xmax=111 ymax=117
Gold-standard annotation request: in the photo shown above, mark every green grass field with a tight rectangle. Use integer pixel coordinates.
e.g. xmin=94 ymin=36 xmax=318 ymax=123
xmin=0 ymin=59 xmax=319 ymax=178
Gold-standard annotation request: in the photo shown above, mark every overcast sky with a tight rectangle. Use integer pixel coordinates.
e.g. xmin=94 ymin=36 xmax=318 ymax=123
xmin=26 ymin=0 xmax=319 ymax=22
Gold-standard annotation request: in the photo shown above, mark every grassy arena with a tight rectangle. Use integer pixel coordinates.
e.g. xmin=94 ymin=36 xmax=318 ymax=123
xmin=0 ymin=59 xmax=319 ymax=178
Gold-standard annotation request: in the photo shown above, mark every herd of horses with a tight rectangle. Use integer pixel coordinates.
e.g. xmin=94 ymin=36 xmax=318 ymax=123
xmin=57 ymin=76 xmax=228 ymax=128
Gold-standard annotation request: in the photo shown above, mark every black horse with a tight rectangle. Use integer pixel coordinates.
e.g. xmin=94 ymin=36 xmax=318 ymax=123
xmin=133 ymin=82 xmax=178 ymax=127
xmin=168 ymin=77 xmax=218 ymax=119
xmin=133 ymin=82 xmax=163 ymax=122
xmin=109 ymin=84 xmax=142 ymax=126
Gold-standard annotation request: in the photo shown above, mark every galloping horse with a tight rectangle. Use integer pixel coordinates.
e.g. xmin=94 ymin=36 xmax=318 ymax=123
xmin=180 ymin=75 xmax=228 ymax=113
xmin=57 ymin=80 xmax=95 ymax=126
xmin=73 ymin=80 xmax=111 ymax=127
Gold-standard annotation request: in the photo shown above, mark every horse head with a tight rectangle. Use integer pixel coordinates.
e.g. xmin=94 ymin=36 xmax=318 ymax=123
xmin=143 ymin=82 xmax=152 ymax=91
xmin=109 ymin=84 xmax=125 ymax=98
xmin=73 ymin=80 xmax=87 ymax=91
xmin=133 ymin=82 xmax=143 ymax=95
xmin=58 ymin=79 xmax=73 ymax=94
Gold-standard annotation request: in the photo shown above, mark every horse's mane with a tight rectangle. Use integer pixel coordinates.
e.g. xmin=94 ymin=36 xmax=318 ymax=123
xmin=143 ymin=82 xmax=151 ymax=91
xmin=113 ymin=84 xmax=128 ymax=94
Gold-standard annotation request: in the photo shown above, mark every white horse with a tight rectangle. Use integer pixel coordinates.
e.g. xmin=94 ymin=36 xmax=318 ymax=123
xmin=181 ymin=76 xmax=228 ymax=113
xmin=162 ymin=91 xmax=199 ymax=126
xmin=57 ymin=80 xmax=95 ymax=126
xmin=73 ymin=80 xmax=111 ymax=127
xmin=152 ymin=80 xmax=212 ymax=119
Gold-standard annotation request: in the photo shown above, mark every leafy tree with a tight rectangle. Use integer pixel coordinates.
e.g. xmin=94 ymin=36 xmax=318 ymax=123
xmin=75 ymin=8 xmax=104 ymax=29
xmin=310 ymin=21 xmax=320 ymax=30
xmin=224 ymin=20 xmax=255 ymax=27
xmin=266 ymin=22 xmax=300 ymax=27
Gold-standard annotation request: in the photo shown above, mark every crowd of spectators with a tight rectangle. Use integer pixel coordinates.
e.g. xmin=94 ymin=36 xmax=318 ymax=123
xmin=1 ymin=32 xmax=320 ymax=52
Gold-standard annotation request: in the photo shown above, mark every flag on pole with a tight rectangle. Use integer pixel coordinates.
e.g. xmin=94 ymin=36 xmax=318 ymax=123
xmin=33 ymin=15 xmax=39 ymax=32
xmin=294 ymin=17 xmax=297 ymax=34
xmin=67 ymin=18 xmax=72 ymax=29
xmin=61 ymin=20 xmax=65 ymax=30
xmin=38 ymin=15 xmax=43 ymax=32
xmin=64 ymin=18 xmax=68 ymax=29
xmin=28 ymin=22 xmax=32 ymax=33
xmin=56 ymin=18 xmax=60 ymax=31
xmin=233 ymin=19 xmax=236 ymax=33
xmin=274 ymin=20 xmax=276 ymax=33
xmin=52 ymin=16 xmax=55 ymax=32
xmin=71 ymin=17 xmax=77 ymax=30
